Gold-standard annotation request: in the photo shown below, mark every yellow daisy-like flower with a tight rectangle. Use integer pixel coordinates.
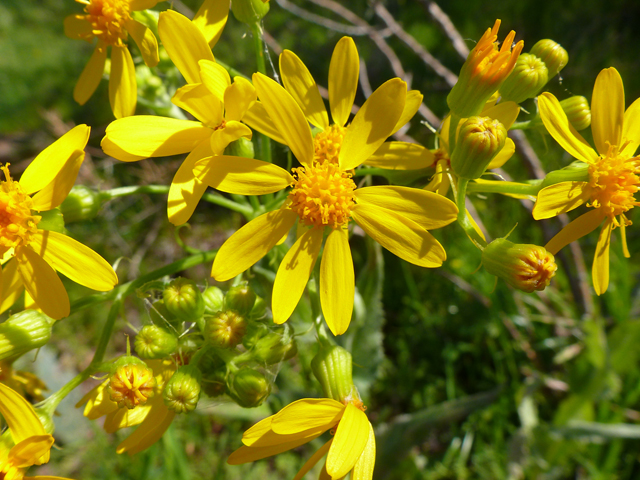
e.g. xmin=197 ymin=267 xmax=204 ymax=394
xmin=0 ymin=362 xmax=47 ymax=404
xmin=533 ymin=67 xmax=640 ymax=295
xmin=64 ymin=0 xmax=162 ymax=118
xmin=0 ymin=126 xmax=118 ymax=320
xmin=101 ymin=9 xmax=254 ymax=226
xmin=76 ymin=359 xmax=176 ymax=455
xmin=0 ymin=382 xmax=74 ymax=480
xmin=228 ymin=397 xmax=375 ymax=480
xmin=195 ymin=73 xmax=458 ymax=335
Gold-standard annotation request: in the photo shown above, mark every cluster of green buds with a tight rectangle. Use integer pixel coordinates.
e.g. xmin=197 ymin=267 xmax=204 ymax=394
xmin=0 ymin=310 xmax=55 ymax=363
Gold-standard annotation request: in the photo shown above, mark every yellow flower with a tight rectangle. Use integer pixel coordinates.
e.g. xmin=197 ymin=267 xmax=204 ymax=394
xmin=0 ymin=362 xmax=47 ymax=403
xmin=101 ymin=9 xmax=254 ymax=226
xmin=195 ymin=73 xmax=458 ymax=335
xmin=533 ymin=67 xmax=640 ymax=295
xmin=64 ymin=0 xmax=161 ymax=118
xmin=228 ymin=397 xmax=376 ymax=480
xmin=76 ymin=359 xmax=176 ymax=455
xmin=0 ymin=382 xmax=74 ymax=480
xmin=0 ymin=126 xmax=118 ymax=320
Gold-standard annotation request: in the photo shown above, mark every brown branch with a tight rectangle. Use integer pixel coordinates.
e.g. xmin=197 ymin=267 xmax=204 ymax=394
xmin=421 ymin=1 xmax=470 ymax=59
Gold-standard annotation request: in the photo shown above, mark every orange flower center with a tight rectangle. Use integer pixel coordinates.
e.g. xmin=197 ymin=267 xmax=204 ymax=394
xmin=288 ymin=162 xmax=355 ymax=229
xmin=588 ymin=145 xmax=640 ymax=224
xmin=78 ymin=0 xmax=131 ymax=47
xmin=0 ymin=165 xmax=40 ymax=257
xmin=313 ymin=125 xmax=346 ymax=165
xmin=513 ymin=246 xmax=557 ymax=293
xmin=108 ymin=363 xmax=156 ymax=409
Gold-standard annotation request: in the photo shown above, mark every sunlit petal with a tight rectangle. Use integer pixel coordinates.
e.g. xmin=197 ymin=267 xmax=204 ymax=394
xmin=199 ymin=59 xmax=231 ymax=103
xmin=486 ymin=138 xmax=515 ymax=169
xmin=329 ymin=37 xmax=359 ymax=127
xmin=544 ymin=209 xmax=604 ymax=254
xmin=351 ymin=421 xmax=376 ymax=480
xmin=243 ymin=101 xmax=288 ymax=145
xmin=116 ymin=407 xmax=176 ymax=455
xmin=481 ymin=101 xmax=520 ymax=129
xmin=392 ymin=89 xmax=423 ymax=135
xmin=210 ymin=121 xmax=252 ymax=154
xmin=0 ymin=259 xmax=24 ymax=315
xmin=192 ymin=0 xmax=230 ymax=47
xmin=621 ymin=97 xmax=640 ymax=157
xmin=125 ymin=18 xmax=159 ymax=67
xmin=73 ymin=45 xmax=107 ymax=106
xmin=365 ymin=142 xmax=435 ymax=170
xmin=224 ymin=77 xmax=257 ymax=122
xmin=532 ymin=182 xmax=591 ymax=219
xmin=109 ymin=46 xmax=137 ymax=118
xmin=592 ymin=218 xmax=613 ymax=296
xmin=320 ymin=228 xmax=354 ymax=336
xmin=326 ymin=403 xmax=370 ymax=478
xmin=172 ymin=82 xmax=223 ymax=126
xmin=228 ymin=433 xmax=323 ymax=465
xmin=9 ymin=434 xmax=54 ymax=468
xmin=272 ymin=398 xmax=345 ymax=435
xmin=0 ymin=382 xmax=47 ymax=445
xmin=30 ymin=150 xmax=83 ymax=211
xmin=591 ymin=67 xmax=624 ymax=155
xmin=293 ymin=439 xmax=333 ymax=480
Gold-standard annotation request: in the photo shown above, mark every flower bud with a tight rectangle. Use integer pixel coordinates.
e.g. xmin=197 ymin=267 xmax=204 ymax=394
xmin=163 ymin=365 xmax=202 ymax=413
xmin=149 ymin=299 xmax=183 ymax=330
xmin=204 ymin=311 xmax=247 ymax=349
xmin=163 ymin=278 xmax=205 ymax=322
xmin=0 ymin=310 xmax=55 ymax=363
xmin=251 ymin=327 xmax=297 ymax=366
xmin=202 ymin=286 xmax=225 ymax=315
xmin=242 ymin=321 xmax=270 ymax=349
xmin=311 ymin=342 xmax=354 ymax=402
xmin=202 ymin=368 xmax=227 ymax=398
xmin=225 ymin=137 xmax=255 ymax=159
xmin=225 ymin=283 xmax=256 ymax=316
xmin=499 ymin=53 xmax=548 ymax=104
xmin=227 ymin=368 xmax=271 ymax=408
xmin=108 ymin=359 xmax=156 ymax=409
xmin=134 ymin=325 xmax=179 ymax=360
xmin=482 ymin=238 xmax=557 ymax=293
xmin=231 ymin=0 xmax=270 ymax=24
xmin=59 ymin=185 xmax=106 ymax=223
xmin=250 ymin=295 xmax=267 ymax=320
xmin=560 ymin=96 xmax=591 ymax=131
xmin=529 ymin=39 xmax=568 ymax=76
xmin=450 ymin=116 xmax=507 ymax=179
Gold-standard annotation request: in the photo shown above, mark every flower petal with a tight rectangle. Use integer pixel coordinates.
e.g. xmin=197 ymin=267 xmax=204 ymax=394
xmin=532 ymin=181 xmax=591 ymax=220
xmin=351 ymin=421 xmax=376 ymax=480
xmin=329 ymin=37 xmax=359 ymax=127
xmin=280 ymin=49 xmax=329 ymax=129
xmin=326 ymin=403 xmax=370 ymax=478
xmin=272 ymin=227 xmax=323 ymax=324
xmin=199 ymin=59 xmax=231 ymax=103
xmin=73 ymin=45 xmax=107 ymax=106
xmin=0 ymin=382 xmax=47 ymax=445
xmin=29 ymin=230 xmax=118 ymax=292
xmin=30 ymin=150 xmax=84 ymax=211
xmin=9 ymin=434 xmax=54 ymax=468
xmin=253 ymin=72 xmax=314 ymax=167
xmin=224 ymin=77 xmax=257 ymax=122
xmin=228 ymin=434 xmax=323 ymax=465
xmin=76 ymin=381 xmax=118 ymax=419
xmin=242 ymin=101 xmax=287 ymax=145
xmin=544 ymin=209 xmax=604 ymax=255
xmin=158 ymin=10 xmax=214 ymax=85
xmin=293 ymin=439 xmax=333 ymax=480
xmin=592 ymin=218 xmax=613 ymax=296
xmin=102 ymin=116 xmax=211 ymax=160
xmin=365 ymin=142 xmax=435 ymax=170
xmin=486 ymin=138 xmax=515 ymax=169
xmin=116 ymin=406 xmax=176 ymax=455
xmin=125 ymin=18 xmax=159 ymax=67
xmin=621 ymin=97 xmax=640 ymax=157
xmin=64 ymin=14 xmax=92 ymax=40
xmin=355 ymin=186 xmax=458 ymax=230
xmin=351 ymin=203 xmax=446 ymax=267
xmin=210 ymin=121 xmax=252 ymax=154
xmin=482 ymin=101 xmax=520 ymax=129
xmin=592 ymin=67 xmax=624 ymax=155
xmin=242 ymin=415 xmax=330 ymax=449
xmin=392 ymin=89 xmax=423 ymax=135
xmin=320 ymin=228 xmax=354 ymax=336
xmin=172 ymin=82 xmax=223 ymax=126
xmin=129 ymin=0 xmax=160 ymax=9
xmin=272 ymin=398 xmax=345 ymax=435
xmin=0 ymin=259 xmax=24 ymax=315
xmin=192 ymin=0 xmax=230 ymax=47
xmin=538 ymin=92 xmax=597 ymax=164
xmin=109 ymin=45 xmax=137 ymax=118
xmin=20 ymin=124 xmax=90 ymax=195
xmin=211 ymin=208 xmax=298 ymax=281
xmin=339 ymin=78 xmax=406 ymax=170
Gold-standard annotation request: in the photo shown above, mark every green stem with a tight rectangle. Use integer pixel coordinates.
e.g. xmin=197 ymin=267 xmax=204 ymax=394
xmin=456 ymin=177 xmax=487 ymax=250
xmin=448 ymin=114 xmax=462 ymax=155
xmin=215 ymin=59 xmax=250 ymax=80
xmin=250 ymin=21 xmax=272 ymax=165
xmin=466 ymin=180 xmax=542 ymax=196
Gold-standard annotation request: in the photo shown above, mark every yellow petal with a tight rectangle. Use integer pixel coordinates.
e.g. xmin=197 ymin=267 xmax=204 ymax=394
xmin=9 ymin=434 xmax=54 ymax=468
xmin=280 ymin=49 xmax=329 ymax=129
xmin=199 ymin=59 xmax=231 ymax=103
xmin=211 ymin=208 xmax=298 ymax=281
xmin=365 ymin=142 xmax=435 ymax=170
xmin=326 ymin=403 xmax=370 ymax=478
xmin=104 ymin=401 xmax=153 ymax=433
xmin=355 ymin=186 xmax=458 ymax=230
xmin=0 ymin=259 xmax=24 ymax=315
xmin=592 ymin=218 xmax=613 ymax=296
xmin=439 ymin=115 xmax=451 ymax=151
xmin=129 ymin=0 xmax=160 ymax=9
xmin=116 ymin=406 xmax=176 ymax=455
xmin=538 ymin=92 xmax=597 ymax=164
xmin=318 ymin=464 xmax=332 ymax=480
xmin=252 ymin=72 xmax=314 ymax=167
xmin=20 ymin=124 xmax=90 ymax=195
xmin=293 ymin=439 xmax=333 ymax=480
xmin=228 ymin=434 xmax=323 ymax=465
xmin=242 ymin=415 xmax=331 ymax=448
xmin=351 ymin=421 xmax=376 ymax=480
xmin=591 ymin=67 xmax=624 ymax=156
xmin=272 ymin=228 xmax=323 ymax=324
xmin=168 ymin=139 xmax=213 ymax=226
xmin=76 ymin=381 xmax=118 ymax=419
xmin=29 ymin=230 xmax=118 ymax=291
xmin=242 ymin=101 xmax=288 ymax=145
xmin=192 ymin=0 xmax=230 ymax=47
xmin=210 ymin=121 xmax=252 ymax=154
xmin=329 ymin=37 xmax=359 ymax=127
xmin=391 ymin=89 xmax=423 ymax=135
xmin=158 ymin=10 xmax=214 ymax=85
xmin=351 ymin=203 xmax=446 ymax=267
xmin=320 ymin=228 xmax=354 ymax=336
xmin=109 ymin=46 xmax=137 ymax=118
xmin=0 ymin=383 xmax=47 ymax=445
xmin=16 ymin=246 xmax=69 ymax=320
xmin=172 ymin=82 xmax=223 ymax=126
xmin=272 ymin=398 xmax=345 ymax=435
xmin=621 ymin=220 xmax=630 ymax=258
xmin=486 ymin=138 xmax=515 ymax=169
xmin=621 ymin=97 xmax=640 ymax=157
xmin=241 ymin=416 xmax=273 ymax=446
xmin=481 ymin=101 xmax=520 ymax=129
xmin=74 ymin=45 xmax=107 ymax=106
xmin=125 ymin=18 xmax=159 ymax=67
xmin=30 ymin=150 xmax=83 ymax=211
xmin=339 ymin=78 xmax=406 ymax=170
xmin=64 ymin=14 xmax=92 ymax=39
xmin=224 ymin=77 xmax=257 ymax=122
xmin=102 ymin=116 xmax=211 ymax=160
xmin=545 ymin=209 xmax=604 ymax=255
xmin=532 ymin=182 xmax=590 ymax=220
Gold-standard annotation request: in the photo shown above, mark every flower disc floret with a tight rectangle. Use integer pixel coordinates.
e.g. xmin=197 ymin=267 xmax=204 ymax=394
xmin=289 ymin=162 xmax=356 ymax=229
xmin=108 ymin=363 xmax=157 ymax=409
xmin=314 ymin=125 xmax=346 ymax=164
xmin=79 ymin=0 xmax=131 ymax=46
xmin=0 ymin=165 xmax=40 ymax=257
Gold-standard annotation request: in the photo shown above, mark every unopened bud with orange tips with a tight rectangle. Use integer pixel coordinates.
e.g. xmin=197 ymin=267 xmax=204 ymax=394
xmin=450 ymin=116 xmax=507 ymax=180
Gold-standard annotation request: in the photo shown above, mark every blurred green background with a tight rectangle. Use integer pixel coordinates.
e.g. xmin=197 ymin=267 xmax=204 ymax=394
xmin=2 ymin=0 xmax=640 ymax=479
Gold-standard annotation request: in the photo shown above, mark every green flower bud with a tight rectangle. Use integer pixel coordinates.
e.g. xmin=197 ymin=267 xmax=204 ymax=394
xmin=499 ymin=53 xmax=548 ymax=104
xmin=108 ymin=358 xmax=156 ymax=409
xmin=202 ymin=286 xmax=225 ymax=315
xmin=451 ymin=116 xmax=507 ymax=180
xmin=204 ymin=311 xmax=247 ymax=349
xmin=242 ymin=322 xmax=269 ymax=350
xmin=0 ymin=310 xmax=55 ymax=363
xmin=163 ymin=365 xmax=202 ymax=413
xmin=201 ymin=368 xmax=227 ymax=398
xmin=529 ymin=39 xmax=568 ymax=76
xmin=149 ymin=299 xmax=183 ymax=331
xmin=231 ymin=0 xmax=269 ymax=24
xmin=251 ymin=327 xmax=297 ymax=366
xmin=225 ymin=283 xmax=256 ymax=316
xmin=482 ymin=238 xmax=557 ymax=293
xmin=163 ymin=278 xmax=205 ymax=322
xmin=250 ymin=295 xmax=267 ymax=320
xmin=228 ymin=368 xmax=271 ymax=408
xmin=59 ymin=185 xmax=106 ymax=223
xmin=560 ymin=96 xmax=591 ymax=131
xmin=224 ymin=137 xmax=255 ymax=159
xmin=311 ymin=343 xmax=353 ymax=402
xmin=134 ymin=325 xmax=179 ymax=360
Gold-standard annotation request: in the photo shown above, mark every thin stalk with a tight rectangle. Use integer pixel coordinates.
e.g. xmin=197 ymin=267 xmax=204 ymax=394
xmin=466 ymin=180 xmax=541 ymax=196
xmin=250 ymin=21 xmax=272 ymax=165
xmin=456 ymin=177 xmax=487 ymax=249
